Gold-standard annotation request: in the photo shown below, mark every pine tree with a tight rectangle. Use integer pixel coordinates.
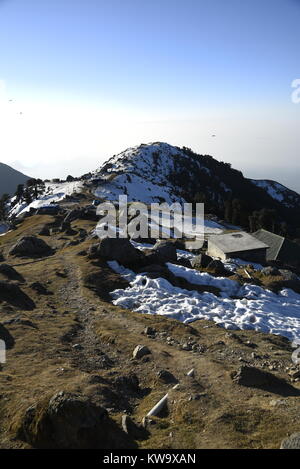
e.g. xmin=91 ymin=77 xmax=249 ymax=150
xmin=15 ymin=184 xmax=24 ymax=202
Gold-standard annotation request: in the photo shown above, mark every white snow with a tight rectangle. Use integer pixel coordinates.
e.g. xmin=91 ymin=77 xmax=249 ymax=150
xmin=9 ymin=181 xmax=84 ymax=218
xmin=108 ymin=259 xmax=300 ymax=342
xmin=95 ymin=173 xmax=181 ymax=205
xmin=251 ymin=179 xmax=300 ymax=208
xmin=224 ymin=258 xmax=264 ymax=273
xmin=251 ymin=180 xmax=285 ymax=202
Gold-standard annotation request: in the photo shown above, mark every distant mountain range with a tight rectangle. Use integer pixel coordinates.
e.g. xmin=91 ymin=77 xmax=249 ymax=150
xmin=0 ymin=162 xmax=30 ymax=197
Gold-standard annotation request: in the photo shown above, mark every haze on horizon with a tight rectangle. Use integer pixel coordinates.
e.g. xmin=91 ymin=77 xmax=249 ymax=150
xmin=0 ymin=0 xmax=300 ymax=192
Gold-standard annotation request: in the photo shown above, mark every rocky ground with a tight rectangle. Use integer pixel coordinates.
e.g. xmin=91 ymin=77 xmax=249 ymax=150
xmin=0 ymin=208 xmax=300 ymax=449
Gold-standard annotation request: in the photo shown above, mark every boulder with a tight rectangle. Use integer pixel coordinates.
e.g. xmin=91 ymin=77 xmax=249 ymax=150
xmin=90 ymin=237 xmax=144 ymax=267
xmin=231 ymin=365 xmax=298 ymax=395
xmin=232 ymin=366 xmax=273 ymax=387
xmin=207 ymin=259 xmax=228 ymax=276
xmin=191 ymin=253 xmax=213 ymax=269
xmin=9 ymin=236 xmax=53 ymax=258
xmin=280 ymin=433 xmax=300 ymax=449
xmin=132 ymin=345 xmax=151 ymax=359
xmin=269 ymin=270 xmax=300 ymax=294
xmin=157 ymin=369 xmax=178 ymax=384
xmin=17 ymin=390 xmax=135 ymax=449
xmin=152 ymin=240 xmax=177 ymax=263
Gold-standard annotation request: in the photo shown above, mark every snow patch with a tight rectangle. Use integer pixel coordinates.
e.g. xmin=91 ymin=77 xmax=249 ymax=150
xmin=109 ymin=259 xmax=300 ymax=342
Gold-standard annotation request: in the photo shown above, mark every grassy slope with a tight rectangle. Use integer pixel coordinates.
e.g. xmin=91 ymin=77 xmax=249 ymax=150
xmin=0 ymin=215 xmax=299 ymax=449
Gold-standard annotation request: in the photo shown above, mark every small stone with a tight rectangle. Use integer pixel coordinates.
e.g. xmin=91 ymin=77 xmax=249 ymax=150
xmin=270 ymin=399 xmax=287 ymax=407
xmin=157 ymin=369 xmax=178 ymax=384
xmin=182 ymin=343 xmax=192 ymax=351
xmin=121 ymin=415 xmax=131 ymax=434
xmin=144 ymin=326 xmax=156 ymax=336
xmin=72 ymin=344 xmax=83 ymax=350
xmin=281 ymin=433 xmax=300 ymax=449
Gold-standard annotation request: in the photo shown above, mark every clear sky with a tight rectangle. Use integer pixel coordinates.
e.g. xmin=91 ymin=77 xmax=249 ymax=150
xmin=0 ymin=0 xmax=299 ymax=191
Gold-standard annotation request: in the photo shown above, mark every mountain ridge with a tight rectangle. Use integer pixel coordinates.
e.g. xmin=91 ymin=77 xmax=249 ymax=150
xmin=90 ymin=142 xmax=300 ymax=234
xmin=4 ymin=142 xmax=300 ymax=236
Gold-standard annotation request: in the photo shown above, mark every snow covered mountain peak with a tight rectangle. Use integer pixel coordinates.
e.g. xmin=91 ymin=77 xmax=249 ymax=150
xmin=93 ymin=142 xmax=197 ymax=204
xmin=95 ymin=142 xmax=190 ymax=181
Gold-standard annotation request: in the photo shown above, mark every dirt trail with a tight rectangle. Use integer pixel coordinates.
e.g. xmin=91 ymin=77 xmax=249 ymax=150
xmin=57 ymin=255 xmax=115 ymax=372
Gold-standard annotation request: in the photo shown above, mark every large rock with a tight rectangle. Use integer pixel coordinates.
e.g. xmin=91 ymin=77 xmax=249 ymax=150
xmin=17 ymin=391 xmax=135 ymax=449
xmin=132 ymin=345 xmax=151 ymax=359
xmin=9 ymin=236 xmax=53 ymax=258
xmin=90 ymin=237 xmax=144 ymax=267
xmin=232 ymin=365 xmax=298 ymax=395
xmin=207 ymin=259 xmax=228 ymax=276
xmin=191 ymin=253 xmax=212 ymax=269
xmin=269 ymin=269 xmax=300 ymax=294
xmin=280 ymin=433 xmax=300 ymax=449
xmin=152 ymin=240 xmax=177 ymax=263
xmin=157 ymin=369 xmax=178 ymax=384
xmin=232 ymin=366 xmax=273 ymax=387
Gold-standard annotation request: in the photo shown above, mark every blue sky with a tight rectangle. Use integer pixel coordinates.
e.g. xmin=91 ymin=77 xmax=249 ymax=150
xmin=0 ymin=0 xmax=300 ymax=190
